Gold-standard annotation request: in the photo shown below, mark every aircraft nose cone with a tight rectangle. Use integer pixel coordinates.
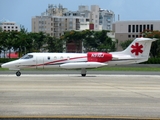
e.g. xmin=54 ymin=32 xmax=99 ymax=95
xmin=1 ymin=63 xmax=8 ymax=68
xmin=1 ymin=59 xmax=22 ymax=69
xmin=1 ymin=61 xmax=17 ymax=69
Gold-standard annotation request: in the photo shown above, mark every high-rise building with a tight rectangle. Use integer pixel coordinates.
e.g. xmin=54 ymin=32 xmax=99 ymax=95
xmin=32 ymin=4 xmax=87 ymax=38
xmin=32 ymin=15 xmax=86 ymax=38
xmin=99 ymin=9 xmax=115 ymax=30
xmin=90 ymin=5 xmax=99 ymax=30
xmin=32 ymin=4 xmax=115 ymax=38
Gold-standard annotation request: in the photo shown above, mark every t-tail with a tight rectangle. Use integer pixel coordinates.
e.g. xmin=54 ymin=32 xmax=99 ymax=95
xmin=110 ymin=37 xmax=157 ymax=65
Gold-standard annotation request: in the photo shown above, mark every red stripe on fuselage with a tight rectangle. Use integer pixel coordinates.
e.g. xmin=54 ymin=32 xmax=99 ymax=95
xmin=28 ymin=56 xmax=87 ymax=68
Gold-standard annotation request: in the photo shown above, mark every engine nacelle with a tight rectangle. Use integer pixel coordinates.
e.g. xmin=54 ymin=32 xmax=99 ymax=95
xmin=87 ymin=52 xmax=112 ymax=62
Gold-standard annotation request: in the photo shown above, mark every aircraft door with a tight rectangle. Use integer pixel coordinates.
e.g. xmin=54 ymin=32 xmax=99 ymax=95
xmin=36 ymin=56 xmax=44 ymax=69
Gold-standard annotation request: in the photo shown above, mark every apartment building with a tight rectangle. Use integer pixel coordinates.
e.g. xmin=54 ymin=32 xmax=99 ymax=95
xmin=32 ymin=4 xmax=87 ymax=38
xmin=32 ymin=16 xmax=86 ymax=38
xmin=32 ymin=4 xmax=115 ymax=36
xmin=112 ymin=20 xmax=160 ymax=50
xmin=0 ymin=20 xmax=20 ymax=32
xmin=99 ymin=9 xmax=114 ymax=30
xmin=64 ymin=5 xmax=90 ymax=22
xmin=90 ymin=5 xmax=99 ymax=30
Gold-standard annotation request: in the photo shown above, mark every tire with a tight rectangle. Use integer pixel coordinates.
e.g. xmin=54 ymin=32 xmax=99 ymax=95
xmin=16 ymin=71 xmax=21 ymax=77
xmin=81 ymin=74 xmax=86 ymax=77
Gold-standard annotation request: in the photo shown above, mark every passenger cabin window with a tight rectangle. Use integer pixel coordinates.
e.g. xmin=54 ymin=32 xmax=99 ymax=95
xmin=54 ymin=56 xmax=57 ymax=60
xmin=21 ymin=54 xmax=33 ymax=59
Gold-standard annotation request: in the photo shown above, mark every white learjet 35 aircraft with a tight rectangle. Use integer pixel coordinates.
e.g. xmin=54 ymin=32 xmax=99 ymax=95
xmin=1 ymin=37 xmax=157 ymax=77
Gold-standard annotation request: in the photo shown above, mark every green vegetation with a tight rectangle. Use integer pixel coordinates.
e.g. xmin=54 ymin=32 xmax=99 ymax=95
xmin=0 ymin=58 xmax=17 ymax=63
xmin=143 ymin=58 xmax=160 ymax=64
xmin=120 ymin=39 xmax=133 ymax=50
xmin=0 ymin=26 xmax=65 ymax=58
xmin=0 ymin=68 xmax=9 ymax=71
xmin=62 ymin=30 xmax=117 ymax=52
xmin=0 ymin=27 xmax=117 ymax=58
xmin=91 ymin=66 xmax=160 ymax=71
xmin=0 ymin=65 xmax=160 ymax=71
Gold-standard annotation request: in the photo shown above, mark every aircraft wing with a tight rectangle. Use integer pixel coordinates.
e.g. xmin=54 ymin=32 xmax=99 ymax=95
xmin=60 ymin=62 xmax=107 ymax=69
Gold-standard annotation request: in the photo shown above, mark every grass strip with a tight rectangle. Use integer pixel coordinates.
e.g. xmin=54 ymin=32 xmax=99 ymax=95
xmin=0 ymin=66 xmax=160 ymax=71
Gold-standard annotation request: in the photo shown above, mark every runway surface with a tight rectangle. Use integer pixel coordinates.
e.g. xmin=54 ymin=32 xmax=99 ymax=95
xmin=0 ymin=74 xmax=160 ymax=119
xmin=0 ymin=70 xmax=160 ymax=75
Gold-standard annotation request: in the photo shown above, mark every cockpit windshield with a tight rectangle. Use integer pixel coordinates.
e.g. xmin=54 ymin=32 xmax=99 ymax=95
xmin=20 ymin=54 xmax=33 ymax=59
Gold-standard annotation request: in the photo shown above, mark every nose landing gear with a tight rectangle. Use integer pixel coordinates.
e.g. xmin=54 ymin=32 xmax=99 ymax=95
xmin=16 ymin=71 xmax=21 ymax=77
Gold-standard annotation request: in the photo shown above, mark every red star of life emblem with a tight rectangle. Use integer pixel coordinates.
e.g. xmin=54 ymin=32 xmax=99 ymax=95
xmin=131 ymin=43 xmax=143 ymax=56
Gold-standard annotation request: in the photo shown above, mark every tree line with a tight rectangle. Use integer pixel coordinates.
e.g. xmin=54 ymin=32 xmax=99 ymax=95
xmin=0 ymin=27 xmax=65 ymax=58
xmin=1 ymin=26 xmax=160 ymax=59
xmin=63 ymin=30 xmax=117 ymax=52
xmin=0 ymin=27 xmax=117 ymax=58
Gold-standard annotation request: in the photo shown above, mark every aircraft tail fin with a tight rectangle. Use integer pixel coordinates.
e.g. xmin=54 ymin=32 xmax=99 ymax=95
xmin=121 ymin=38 xmax=157 ymax=61
xmin=112 ymin=38 xmax=157 ymax=63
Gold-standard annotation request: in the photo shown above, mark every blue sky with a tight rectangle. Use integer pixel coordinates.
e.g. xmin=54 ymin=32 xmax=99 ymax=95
xmin=0 ymin=0 xmax=160 ymax=32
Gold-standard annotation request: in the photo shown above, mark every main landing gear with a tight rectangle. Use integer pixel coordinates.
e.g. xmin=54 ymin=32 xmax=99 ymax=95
xmin=81 ymin=68 xmax=86 ymax=77
xmin=16 ymin=71 xmax=21 ymax=77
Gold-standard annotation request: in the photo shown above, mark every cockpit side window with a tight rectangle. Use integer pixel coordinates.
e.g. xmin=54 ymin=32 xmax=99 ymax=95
xmin=20 ymin=54 xmax=33 ymax=59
